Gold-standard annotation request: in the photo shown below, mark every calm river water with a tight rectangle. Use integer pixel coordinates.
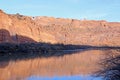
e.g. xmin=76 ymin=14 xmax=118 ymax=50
xmin=0 ymin=49 xmax=119 ymax=80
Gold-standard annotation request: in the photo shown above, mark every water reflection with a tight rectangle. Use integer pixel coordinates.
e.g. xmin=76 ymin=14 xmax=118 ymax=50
xmin=0 ymin=50 xmax=103 ymax=80
xmin=0 ymin=61 xmax=9 ymax=68
xmin=0 ymin=49 xmax=119 ymax=80
xmin=27 ymin=75 xmax=102 ymax=80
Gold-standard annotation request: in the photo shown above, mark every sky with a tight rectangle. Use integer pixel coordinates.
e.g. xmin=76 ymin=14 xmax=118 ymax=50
xmin=0 ymin=0 xmax=120 ymax=22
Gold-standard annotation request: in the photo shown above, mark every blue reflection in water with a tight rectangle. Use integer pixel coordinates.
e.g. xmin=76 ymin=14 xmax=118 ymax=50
xmin=27 ymin=75 xmax=102 ymax=80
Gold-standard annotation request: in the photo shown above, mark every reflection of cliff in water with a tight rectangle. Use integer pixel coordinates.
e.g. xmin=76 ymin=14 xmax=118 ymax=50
xmin=0 ymin=49 xmax=114 ymax=80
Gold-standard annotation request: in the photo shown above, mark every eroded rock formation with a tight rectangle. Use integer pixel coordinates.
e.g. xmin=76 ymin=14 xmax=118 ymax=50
xmin=0 ymin=9 xmax=120 ymax=46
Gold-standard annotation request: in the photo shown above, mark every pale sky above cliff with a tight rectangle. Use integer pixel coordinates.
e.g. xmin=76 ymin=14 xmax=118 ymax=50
xmin=0 ymin=0 xmax=120 ymax=22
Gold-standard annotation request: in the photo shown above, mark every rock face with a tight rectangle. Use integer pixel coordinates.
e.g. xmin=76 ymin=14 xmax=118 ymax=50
xmin=0 ymin=9 xmax=120 ymax=46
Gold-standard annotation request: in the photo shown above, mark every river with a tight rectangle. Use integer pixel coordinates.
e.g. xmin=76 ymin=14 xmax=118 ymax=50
xmin=0 ymin=48 xmax=120 ymax=80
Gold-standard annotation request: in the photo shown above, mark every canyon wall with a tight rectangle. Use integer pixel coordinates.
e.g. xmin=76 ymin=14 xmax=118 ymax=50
xmin=0 ymin=9 xmax=120 ymax=46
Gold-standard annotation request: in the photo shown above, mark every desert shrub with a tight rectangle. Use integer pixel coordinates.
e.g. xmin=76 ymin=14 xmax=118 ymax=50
xmin=95 ymin=50 xmax=120 ymax=80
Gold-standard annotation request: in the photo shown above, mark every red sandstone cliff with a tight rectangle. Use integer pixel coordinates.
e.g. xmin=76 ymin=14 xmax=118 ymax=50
xmin=0 ymin=9 xmax=120 ymax=46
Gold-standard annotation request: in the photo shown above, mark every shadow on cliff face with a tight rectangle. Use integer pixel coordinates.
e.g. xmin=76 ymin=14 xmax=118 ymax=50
xmin=0 ymin=29 xmax=120 ymax=66
xmin=94 ymin=49 xmax=120 ymax=80
xmin=0 ymin=29 xmax=12 ymax=42
xmin=0 ymin=29 xmax=36 ymax=43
